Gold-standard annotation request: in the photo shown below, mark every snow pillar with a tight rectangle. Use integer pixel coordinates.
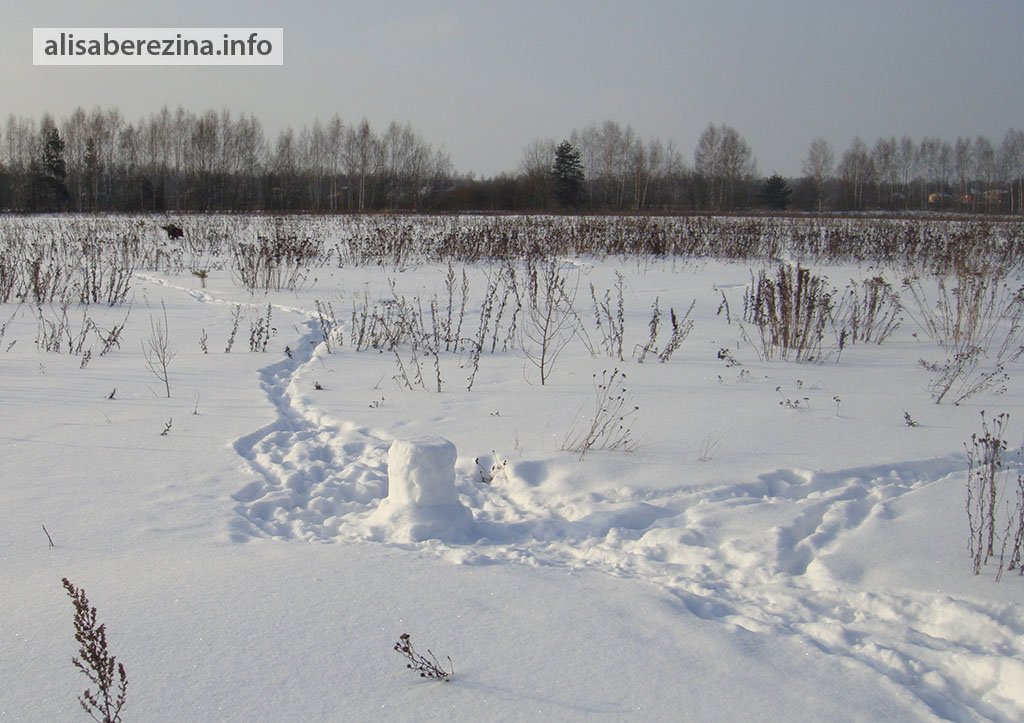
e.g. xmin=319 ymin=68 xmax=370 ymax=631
xmin=368 ymin=436 xmax=473 ymax=542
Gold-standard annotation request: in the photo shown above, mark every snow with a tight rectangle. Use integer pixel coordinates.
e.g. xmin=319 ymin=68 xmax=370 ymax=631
xmin=367 ymin=437 xmax=475 ymax=543
xmin=1 ymin=214 xmax=1023 ymax=721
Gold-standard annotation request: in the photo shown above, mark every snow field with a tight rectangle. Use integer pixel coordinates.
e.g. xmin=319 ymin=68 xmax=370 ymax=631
xmin=2 ymin=237 xmax=1023 ymax=721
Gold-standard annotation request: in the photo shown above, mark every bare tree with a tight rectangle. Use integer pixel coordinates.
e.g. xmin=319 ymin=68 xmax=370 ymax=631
xmin=62 ymin=107 xmax=88 ymax=209
xmin=188 ymin=110 xmax=219 ymax=209
xmin=143 ymin=301 xmax=176 ymax=398
xmin=802 ymin=137 xmax=834 ymax=211
xmin=235 ymin=112 xmax=265 ymax=209
xmin=695 ymin=123 xmax=755 ymax=211
xmin=569 ymin=124 xmax=601 ymax=205
xmin=918 ymin=136 xmax=948 ymax=206
xmin=270 ymin=127 xmax=298 ymax=209
xmin=838 ymin=137 xmax=873 ymax=210
xmin=630 ymin=131 xmax=652 ymax=209
xmin=325 ymin=114 xmax=345 ymax=211
xmin=345 ymin=119 xmax=381 ymax=211
xmin=561 ymin=122 xmax=689 ymax=211
xmin=872 ymin=136 xmax=898 ymax=208
xmin=5 ymin=114 xmax=35 ymax=173
xmin=519 ymin=138 xmax=555 ymax=209
xmin=1000 ymin=128 xmax=1024 ymax=213
xmin=719 ymin=125 xmax=756 ymax=211
xmin=970 ymin=135 xmax=995 ymax=186
xmin=896 ymin=136 xmax=917 ymax=209
xmin=521 ymin=260 xmax=586 ymax=385
xmin=116 ymin=122 xmax=142 ymax=208
xmin=301 ymin=120 xmax=328 ymax=211
xmin=974 ymin=135 xmax=997 ymax=196
xmin=694 ymin=122 xmax=723 ymax=210
xmin=954 ymin=136 xmax=972 ymax=205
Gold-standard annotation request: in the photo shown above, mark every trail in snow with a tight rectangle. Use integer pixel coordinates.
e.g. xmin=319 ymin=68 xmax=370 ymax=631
xmin=135 ymin=273 xmax=397 ymax=543
xmin=139 ymin=274 xmax=1024 ymax=722
xmin=228 ymin=318 xmax=393 ymax=543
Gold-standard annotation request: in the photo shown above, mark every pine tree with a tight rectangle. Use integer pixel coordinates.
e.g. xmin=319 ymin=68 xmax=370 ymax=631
xmin=34 ymin=125 xmax=69 ymax=210
xmin=551 ymin=140 xmax=585 ymax=208
xmin=757 ymin=173 xmax=792 ymax=210
xmin=43 ymin=126 xmax=67 ymax=182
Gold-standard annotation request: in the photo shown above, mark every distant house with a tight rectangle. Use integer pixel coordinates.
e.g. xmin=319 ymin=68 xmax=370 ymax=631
xmin=984 ymin=189 xmax=1007 ymax=207
xmin=955 ymin=189 xmax=1008 ymax=211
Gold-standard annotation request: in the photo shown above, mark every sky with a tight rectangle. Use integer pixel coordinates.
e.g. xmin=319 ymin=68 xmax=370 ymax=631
xmin=3 ymin=0 xmax=1023 ymax=178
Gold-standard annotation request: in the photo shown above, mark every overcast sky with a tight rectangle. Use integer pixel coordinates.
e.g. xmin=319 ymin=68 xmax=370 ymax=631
xmin=4 ymin=0 xmax=1023 ymax=177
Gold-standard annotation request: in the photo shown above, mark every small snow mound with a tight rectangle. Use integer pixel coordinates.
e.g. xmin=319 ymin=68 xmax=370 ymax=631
xmin=368 ymin=436 xmax=474 ymax=543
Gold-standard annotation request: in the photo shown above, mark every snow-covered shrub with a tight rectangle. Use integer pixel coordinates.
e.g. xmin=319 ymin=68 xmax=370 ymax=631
xmin=349 ymin=291 xmax=444 ymax=391
xmin=247 ymin=303 xmax=273 ymax=352
xmin=0 ymin=223 xmax=136 ymax=306
xmin=591 ymin=272 xmax=626 ymax=361
xmin=314 ymin=299 xmax=343 ymax=353
xmin=563 ymin=368 xmax=639 ymax=459
xmin=905 ymin=271 xmax=1024 ymax=404
xmin=230 ymin=233 xmax=321 ymax=291
xmin=1003 ymin=473 xmax=1024 ymax=579
xmin=743 ymin=263 xmax=834 ymax=362
xmin=963 ymin=411 xmax=1023 ymax=579
xmin=634 ymin=297 xmax=695 ymax=363
xmin=33 ymin=302 xmax=130 ymax=357
xmin=835 ymin=275 xmax=902 ymax=345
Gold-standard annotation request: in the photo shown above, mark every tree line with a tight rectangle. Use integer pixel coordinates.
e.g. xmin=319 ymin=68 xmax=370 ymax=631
xmin=824 ymin=132 xmax=1024 ymax=214
xmin=1 ymin=106 xmax=1022 ymax=214
xmin=1 ymin=106 xmax=452 ymax=213
xmin=452 ymin=122 xmax=1024 ymax=215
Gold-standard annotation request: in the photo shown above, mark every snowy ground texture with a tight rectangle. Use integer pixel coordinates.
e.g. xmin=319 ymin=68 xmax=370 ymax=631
xmin=2 ymin=214 xmax=1024 ymax=721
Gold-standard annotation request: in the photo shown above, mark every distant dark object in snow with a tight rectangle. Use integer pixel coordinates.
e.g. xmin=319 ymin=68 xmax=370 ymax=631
xmin=161 ymin=223 xmax=184 ymax=239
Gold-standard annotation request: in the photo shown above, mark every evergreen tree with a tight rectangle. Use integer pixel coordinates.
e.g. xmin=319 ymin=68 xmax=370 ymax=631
xmin=757 ymin=173 xmax=792 ymax=210
xmin=551 ymin=140 xmax=585 ymax=208
xmin=34 ymin=125 xmax=69 ymax=210
xmin=43 ymin=126 xmax=66 ymax=182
